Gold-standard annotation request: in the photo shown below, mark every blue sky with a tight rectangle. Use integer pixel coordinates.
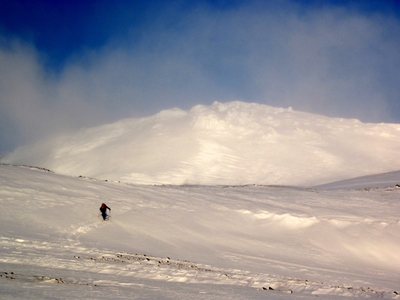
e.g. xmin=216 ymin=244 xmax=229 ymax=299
xmin=1 ymin=0 xmax=400 ymax=153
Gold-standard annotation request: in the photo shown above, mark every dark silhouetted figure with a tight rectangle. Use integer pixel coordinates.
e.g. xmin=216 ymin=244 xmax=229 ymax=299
xmin=99 ymin=203 xmax=111 ymax=220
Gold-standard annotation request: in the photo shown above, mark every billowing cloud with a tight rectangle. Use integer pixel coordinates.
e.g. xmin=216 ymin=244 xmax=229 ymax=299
xmin=1 ymin=1 xmax=400 ymax=152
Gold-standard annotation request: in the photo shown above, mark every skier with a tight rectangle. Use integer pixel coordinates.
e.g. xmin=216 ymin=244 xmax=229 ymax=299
xmin=99 ymin=203 xmax=111 ymax=220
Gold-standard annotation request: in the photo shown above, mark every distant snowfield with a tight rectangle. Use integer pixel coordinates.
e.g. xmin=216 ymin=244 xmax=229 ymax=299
xmin=1 ymin=164 xmax=399 ymax=299
xmin=1 ymin=102 xmax=400 ymax=298
xmin=3 ymin=101 xmax=400 ymax=186
xmin=314 ymin=170 xmax=400 ymax=190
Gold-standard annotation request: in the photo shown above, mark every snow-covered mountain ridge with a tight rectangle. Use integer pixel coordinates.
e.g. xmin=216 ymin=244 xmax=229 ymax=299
xmin=2 ymin=101 xmax=400 ymax=186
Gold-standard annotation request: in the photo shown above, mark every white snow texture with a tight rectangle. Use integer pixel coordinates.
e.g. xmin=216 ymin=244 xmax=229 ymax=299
xmin=1 ymin=101 xmax=400 ymax=299
xmin=3 ymin=101 xmax=400 ymax=186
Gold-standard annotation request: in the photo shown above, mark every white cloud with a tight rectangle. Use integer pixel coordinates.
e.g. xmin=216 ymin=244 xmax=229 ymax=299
xmin=1 ymin=1 xmax=400 ymax=151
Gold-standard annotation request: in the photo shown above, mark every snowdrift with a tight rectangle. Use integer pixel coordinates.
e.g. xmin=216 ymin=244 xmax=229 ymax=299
xmin=314 ymin=170 xmax=400 ymax=190
xmin=2 ymin=101 xmax=400 ymax=186
xmin=1 ymin=164 xmax=400 ymax=299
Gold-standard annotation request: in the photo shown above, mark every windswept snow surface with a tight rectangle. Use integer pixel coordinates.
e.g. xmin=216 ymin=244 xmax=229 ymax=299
xmin=1 ymin=164 xmax=400 ymax=299
xmin=314 ymin=170 xmax=400 ymax=190
xmin=2 ymin=101 xmax=400 ymax=186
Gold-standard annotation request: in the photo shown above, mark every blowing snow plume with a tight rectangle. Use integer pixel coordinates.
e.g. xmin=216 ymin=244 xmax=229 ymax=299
xmin=2 ymin=102 xmax=400 ymax=186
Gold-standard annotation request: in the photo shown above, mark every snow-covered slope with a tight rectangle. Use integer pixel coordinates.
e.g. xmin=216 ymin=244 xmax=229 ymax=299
xmin=2 ymin=101 xmax=400 ymax=186
xmin=314 ymin=170 xmax=400 ymax=190
xmin=1 ymin=164 xmax=399 ymax=299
